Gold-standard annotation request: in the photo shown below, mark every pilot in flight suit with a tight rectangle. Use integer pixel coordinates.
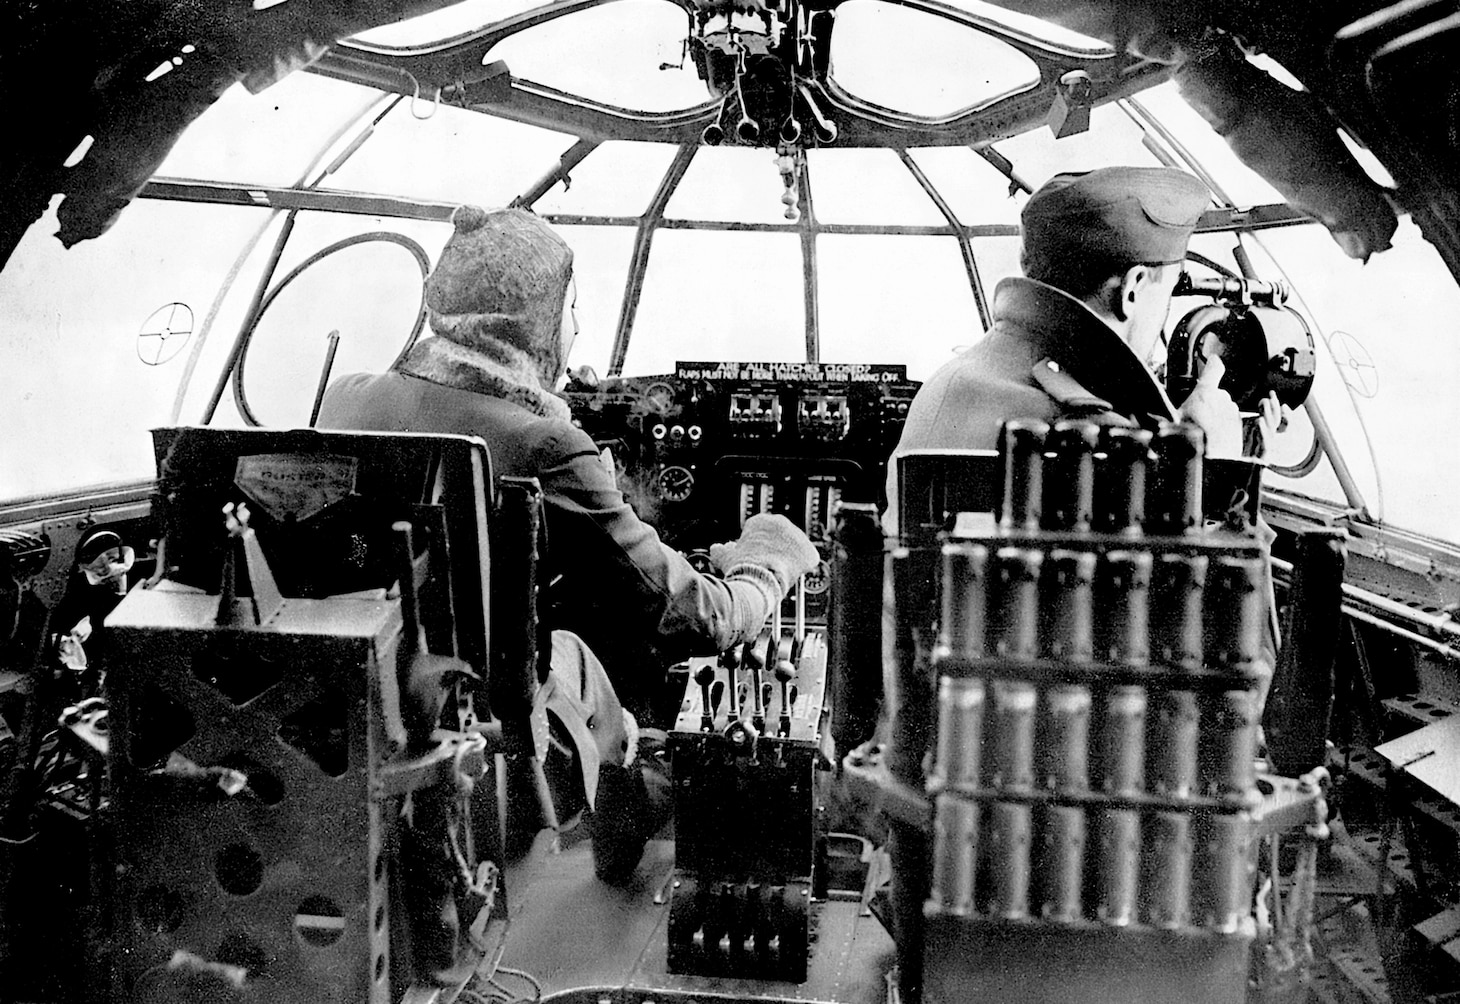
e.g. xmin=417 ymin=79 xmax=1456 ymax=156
xmin=318 ymin=206 xmax=819 ymax=882
xmin=887 ymin=165 xmax=1244 ymax=530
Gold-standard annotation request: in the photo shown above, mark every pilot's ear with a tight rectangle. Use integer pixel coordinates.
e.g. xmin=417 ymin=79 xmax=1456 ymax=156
xmin=1111 ymin=267 xmax=1143 ymax=321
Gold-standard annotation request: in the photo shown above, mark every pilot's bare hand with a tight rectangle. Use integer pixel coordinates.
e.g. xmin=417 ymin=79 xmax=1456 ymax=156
xmin=1179 ymin=354 xmax=1242 ymax=460
xmin=1253 ymin=390 xmax=1291 ymax=458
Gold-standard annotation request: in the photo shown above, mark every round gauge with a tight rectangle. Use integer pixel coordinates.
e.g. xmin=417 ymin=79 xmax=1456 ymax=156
xmin=803 ymin=559 xmax=831 ymax=595
xmin=642 ymin=380 xmax=677 ymax=415
xmin=654 ymin=465 xmax=695 ymax=502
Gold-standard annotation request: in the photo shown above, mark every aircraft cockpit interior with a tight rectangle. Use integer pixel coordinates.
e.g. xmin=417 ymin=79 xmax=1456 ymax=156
xmin=3 ymin=1 xmax=1460 ymax=1003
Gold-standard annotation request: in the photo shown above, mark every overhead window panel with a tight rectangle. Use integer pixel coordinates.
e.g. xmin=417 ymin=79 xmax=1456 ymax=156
xmin=158 ymin=75 xmax=380 ymax=186
xmin=664 ymin=147 xmax=791 ymax=225
xmin=807 ymin=149 xmax=945 ymax=226
xmin=829 ymin=1 xmax=1040 ymax=116
xmin=624 ymin=230 xmax=803 ymax=376
xmin=485 ymin=0 xmax=710 ymax=112
xmin=934 ymin=0 xmax=1114 ymax=52
xmin=327 ymin=103 xmax=577 ymax=207
xmin=536 ymin=142 xmax=682 ymax=218
xmin=350 ymin=0 xmax=543 ymax=47
xmin=817 ymin=235 xmax=978 ymax=381
xmin=905 ymin=147 xmax=1022 ymax=227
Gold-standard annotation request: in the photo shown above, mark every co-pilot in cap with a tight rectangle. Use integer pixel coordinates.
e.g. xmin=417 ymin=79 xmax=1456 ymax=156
xmin=1021 ymin=166 xmax=1211 ymax=265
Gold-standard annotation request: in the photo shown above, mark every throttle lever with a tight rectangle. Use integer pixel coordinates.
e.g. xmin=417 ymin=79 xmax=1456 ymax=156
xmin=695 ymin=664 xmax=717 ymax=732
xmin=748 ymin=632 xmax=770 ymax=732
xmin=775 ymin=660 xmax=796 ymax=736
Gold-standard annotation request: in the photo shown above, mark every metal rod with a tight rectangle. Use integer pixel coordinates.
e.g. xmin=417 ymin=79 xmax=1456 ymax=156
xmin=511 ymin=137 xmax=600 ymax=209
xmin=973 ymin=145 xmax=1033 ymax=195
xmin=1303 ymin=398 xmax=1373 ymax=521
xmin=798 ymin=159 xmax=820 ymax=362
xmin=1122 ymin=97 xmax=1238 ymax=209
xmin=607 ymin=143 xmax=697 ymax=376
xmin=898 ymin=149 xmax=992 ymax=331
xmin=201 ymin=211 xmax=299 ymax=424
xmin=308 ymin=330 xmax=342 ymax=428
xmin=794 ymin=576 xmax=806 ymax=643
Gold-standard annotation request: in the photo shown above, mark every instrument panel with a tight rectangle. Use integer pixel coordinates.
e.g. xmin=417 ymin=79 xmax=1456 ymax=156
xmin=562 ymin=361 xmax=919 ymax=553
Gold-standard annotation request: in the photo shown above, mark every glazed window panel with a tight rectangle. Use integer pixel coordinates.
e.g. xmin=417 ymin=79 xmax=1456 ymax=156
xmin=807 ymin=149 xmax=948 ymax=227
xmin=817 ymin=235 xmax=979 ymax=382
xmin=624 ymin=230 xmax=804 ymax=376
xmin=0 ymin=199 xmax=274 ymax=500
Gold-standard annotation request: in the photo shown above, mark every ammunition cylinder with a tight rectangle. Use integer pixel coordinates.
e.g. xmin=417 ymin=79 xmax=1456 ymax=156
xmin=1037 ymin=804 xmax=1086 ymax=923
xmin=1039 ymin=684 xmax=1091 ymax=792
xmin=1095 ymin=550 xmax=1152 ymax=666
xmin=1200 ymin=689 xmax=1257 ymax=798
xmin=931 ymin=794 xmax=978 ymax=915
xmin=1148 ymin=689 xmax=1200 ymax=798
xmin=1092 ymin=807 xmax=1140 ymax=926
xmin=1042 ymin=420 xmax=1099 ymax=531
xmin=933 ymin=675 xmax=985 ymax=788
xmin=938 ymin=542 xmax=988 ymax=661
xmin=984 ymin=800 xmax=1032 ymax=920
xmin=1205 ymin=556 xmax=1265 ymax=673
xmin=1142 ymin=811 xmax=1193 ymax=929
xmin=997 ymin=419 xmax=1048 ymax=531
xmin=1095 ymin=426 xmax=1152 ymax=534
xmin=1040 ymin=550 xmax=1096 ymax=662
xmin=1148 ymin=422 xmax=1204 ymax=535
xmin=1192 ymin=812 xmax=1254 ymax=932
xmin=1151 ymin=553 xmax=1208 ymax=671
xmin=990 ymin=548 xmax=1043 ymax=661
xmin=1096 ymin=685 xmax=1147 ymax=795
xmin=987 ymin=679 xmax=1037 ymax=790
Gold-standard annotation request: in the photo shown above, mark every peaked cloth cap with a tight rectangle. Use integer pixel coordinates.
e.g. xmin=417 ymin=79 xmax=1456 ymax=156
xmin=1021 ymin=166 xmax=1211 ymax=266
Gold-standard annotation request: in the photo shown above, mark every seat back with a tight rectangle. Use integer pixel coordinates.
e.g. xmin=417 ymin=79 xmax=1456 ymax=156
xmin=895 ymin=448 xmax=1000 ymax=544
xmin=152 ymin=426 xmax=492 ymax=673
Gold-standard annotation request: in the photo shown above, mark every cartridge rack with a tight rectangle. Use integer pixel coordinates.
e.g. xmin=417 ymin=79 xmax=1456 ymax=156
xmin=902 ymin=419 xmax=1268 ymax=1004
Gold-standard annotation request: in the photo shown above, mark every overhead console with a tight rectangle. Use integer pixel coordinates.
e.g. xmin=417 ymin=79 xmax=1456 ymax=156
xmin=561 ymin=360 xmax=919 ymax=558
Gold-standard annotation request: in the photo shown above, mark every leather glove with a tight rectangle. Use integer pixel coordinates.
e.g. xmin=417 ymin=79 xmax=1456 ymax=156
xmin=709 ymin=513 xmax=820 ymax=599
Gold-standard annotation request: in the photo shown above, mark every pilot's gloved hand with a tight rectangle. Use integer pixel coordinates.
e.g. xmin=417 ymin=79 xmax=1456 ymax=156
xmin=710 ymin=513 xmax=820 ymax=601
xmin=1179 ymin=354 xmax=1242 ymax=460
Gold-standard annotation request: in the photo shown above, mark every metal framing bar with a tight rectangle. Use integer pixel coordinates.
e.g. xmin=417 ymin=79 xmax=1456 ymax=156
xmin=898 ymin=149 xmax=992 ymax=330
xmin=799 ymin=157 xmax=820 ymax=362
xmin=607 ymin=143 xmax=697 ymax=376
xmin=140 ymin=179 xmax=1311 ymax=237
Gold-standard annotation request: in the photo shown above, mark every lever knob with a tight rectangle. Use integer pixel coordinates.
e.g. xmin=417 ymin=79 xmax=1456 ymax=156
xmin=695 ymin=664 xmax=716 ymax=731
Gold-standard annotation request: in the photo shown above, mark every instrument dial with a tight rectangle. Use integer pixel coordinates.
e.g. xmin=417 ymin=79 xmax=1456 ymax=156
xmin=643 ymin=380 xmax=676 ymax=415
xmin=655 ymin=464 xmax=696 ymax=502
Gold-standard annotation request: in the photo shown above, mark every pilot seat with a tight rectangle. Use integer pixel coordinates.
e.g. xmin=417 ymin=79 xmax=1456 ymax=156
xmin=100 ymin=426 xmax=551 ymax=1004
